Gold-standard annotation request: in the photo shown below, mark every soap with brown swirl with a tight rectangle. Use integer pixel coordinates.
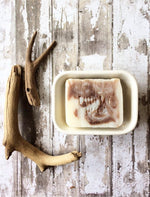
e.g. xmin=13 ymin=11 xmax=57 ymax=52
xmin=65 ymin=78 xmax=123 ymax=128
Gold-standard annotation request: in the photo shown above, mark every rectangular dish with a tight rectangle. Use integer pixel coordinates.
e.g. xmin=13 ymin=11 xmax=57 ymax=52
xmin=52 ymin=70 xmax=138 ymax=135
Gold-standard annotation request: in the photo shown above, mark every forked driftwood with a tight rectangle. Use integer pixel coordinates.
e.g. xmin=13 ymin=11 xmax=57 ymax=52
xmin=25 ymin=31 xmax=57 ymax=106
xmin=3 ymin=65 xmax=81 ymax=172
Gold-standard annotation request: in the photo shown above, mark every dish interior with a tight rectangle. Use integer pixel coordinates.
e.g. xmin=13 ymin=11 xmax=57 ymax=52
xmin=53 ymin=71 xmax=138 ymax=135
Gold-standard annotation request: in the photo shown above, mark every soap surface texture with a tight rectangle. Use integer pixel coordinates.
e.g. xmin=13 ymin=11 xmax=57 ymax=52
xmin=65 ymin=78 xmax=123 ymax=128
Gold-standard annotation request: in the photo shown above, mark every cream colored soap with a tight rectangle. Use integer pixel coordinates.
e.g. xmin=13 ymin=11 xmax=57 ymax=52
xmin=65 ymin=78 xmax=123 ymax=128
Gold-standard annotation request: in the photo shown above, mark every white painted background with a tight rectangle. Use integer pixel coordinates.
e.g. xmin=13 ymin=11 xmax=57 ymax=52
xmin=0 ymin=0 xmax=149 ymax=196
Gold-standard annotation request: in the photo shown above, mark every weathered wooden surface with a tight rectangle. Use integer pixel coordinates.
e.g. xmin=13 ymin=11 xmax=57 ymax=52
xmin=79 ymin=1 xmax=112 ymax=196
xmin=0 ymin=0 xmax=149 ymax=196
xmin=113 ymin=1 xmax=149 ymax=196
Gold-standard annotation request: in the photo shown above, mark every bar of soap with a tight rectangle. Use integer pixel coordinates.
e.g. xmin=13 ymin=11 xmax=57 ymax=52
xmin=65 ymin=78 xmax=123 ymax=128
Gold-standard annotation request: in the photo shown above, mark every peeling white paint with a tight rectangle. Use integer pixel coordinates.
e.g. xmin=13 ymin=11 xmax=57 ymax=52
xmin=20 ymin=0 xmax=53 ymax=195
xmin=113 ymin=0 xmax=149 ymax=196
xmin=65 ymin=54 xmax=70 ymax=66
xmin=0 ymin=0 xmax=149 ymax=196
xmin=84 ymin=155 xmax=106 ymax=193
xmin=90 ymin=34 xmax=95 ymax=41
xmin=54 ymin=166 xmax=63 ymax=177
xmin=37 ymin=0 xmax=51 ymax=151
xmin=114 ymin=0 xmax=149 ymax=49
xmin=53 ymin=0 xmax=77 ymax=28
xmin=80 ymin=136 xmax=110 ymax=194
xmin=40 ymin=0 xmax=51 ymax=37
xmin=52 ymin=1 xmax=79 ymax=196
xmin=85 ymin=0 xmax=101 ymax=28
xmin=0 ymin=32 xmax=4 ymax=42
xmin=20 ymin=2 xmax=28 ymax=42
xmin=0 ymin=1 xmax=14 ymax=196
xmin=80 ymin=54 xmax=106 ymax=70
xmin=65 ymin=181 xmax=72 ymax=188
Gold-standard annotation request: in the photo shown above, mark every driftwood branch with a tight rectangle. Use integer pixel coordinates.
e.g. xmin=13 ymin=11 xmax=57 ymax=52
xmin=3 ymin=65 xmax=81 ymax=172
xmin=25 ymin=31 xmax=57 ymax=106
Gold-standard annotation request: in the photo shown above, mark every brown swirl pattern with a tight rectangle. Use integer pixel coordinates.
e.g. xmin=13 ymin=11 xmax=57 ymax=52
xmin=67 ymin=79 xmax=119 ymax=125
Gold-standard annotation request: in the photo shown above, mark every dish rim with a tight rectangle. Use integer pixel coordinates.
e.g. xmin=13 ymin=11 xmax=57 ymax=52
xmin=52 ymin=70 xmax=138 ymax=135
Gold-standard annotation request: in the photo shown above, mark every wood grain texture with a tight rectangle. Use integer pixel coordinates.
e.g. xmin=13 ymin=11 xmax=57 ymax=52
xmin=52 ymin=0 xmax=80 ymax=197
xmin=148 ymin=25 xmax=150 ymax=197
xmin=0 ymin=1 xmax=15 ymax=196
xmin=78 ymin=0 xmax=112 ymax=196
xmin=113 ymin=0 xmax=149 ymax=196
xmin=15 ymin=0 xmax=53 ymax=196
xmin=0 ymin=0 xmax=150 ymax=196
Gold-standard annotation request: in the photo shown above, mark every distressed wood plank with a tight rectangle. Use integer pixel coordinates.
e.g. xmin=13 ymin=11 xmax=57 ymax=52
xmin=148 ymin=25 xmax=150 ymax=197
xmin=15 ymin=0 xmax=53 ymax=196
xmin=113 ymin=0 xmax=149 ymax=196
xmin=78 ymin=0 xmax=112 ymax=195
xmin=1 ymin=1 xmax=150 ymax=197
xmin=52 ymin=0 xmax=80 ymax=196
xmin=0 ymin=1 xmax=16 ymax=196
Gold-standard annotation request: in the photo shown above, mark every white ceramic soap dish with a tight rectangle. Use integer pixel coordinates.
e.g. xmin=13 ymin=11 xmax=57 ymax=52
xmin=52 ymin=70 xmax=138 ymax=135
